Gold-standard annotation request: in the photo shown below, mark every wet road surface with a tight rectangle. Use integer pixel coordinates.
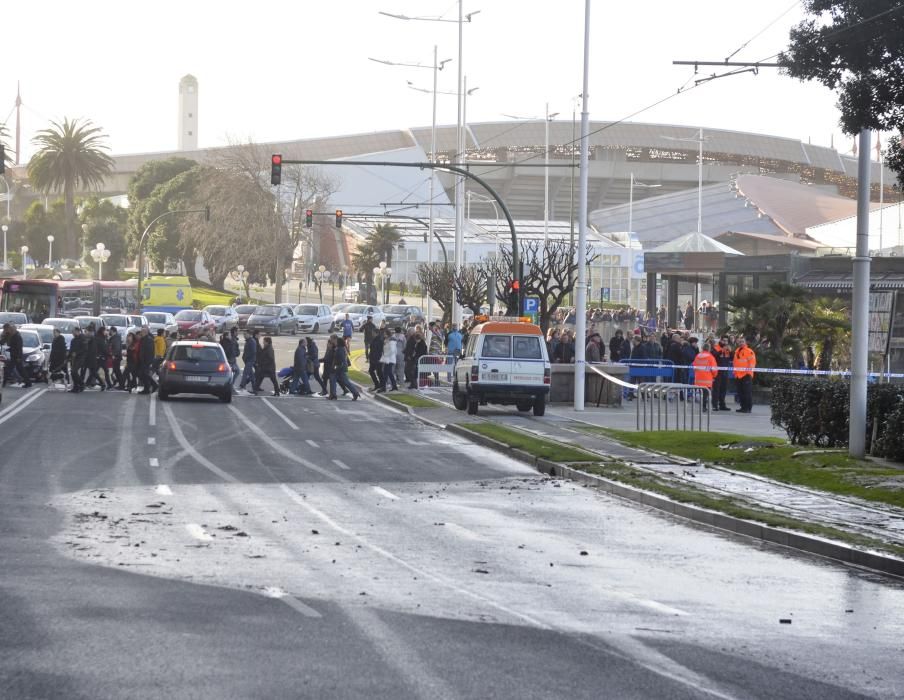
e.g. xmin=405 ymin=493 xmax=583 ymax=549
xmin=1 ymin=386 xmax=902 ymax=699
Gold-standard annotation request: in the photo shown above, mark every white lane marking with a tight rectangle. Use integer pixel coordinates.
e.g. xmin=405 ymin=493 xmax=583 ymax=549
xmin=149 ymin=394 xmax=157 ymax=426
xmin=403 ymin=437 xmax=428 ymax=445
xmin=155 ymin=484 xmax=173 ymax=496
xmin=161 ymin=402 xmax=239 ymax=483
xmin=331 ymin=459 xmax=351 ymax=471
xmin=147 ymin=437 xmax=156 ymax=445
xmin=305 ymin=439 xmax=319 ymax=448
xmin=636 ymin=598 xmax=690 ymax=617
xmin=185 ymin=523 xmax=212 ymax=541
xmin=372 ymin=486 xmax=399 ymax=501
xmin=149 ymin=457 xmax=160 ymax=468
xmin=262 ymin=586 xmax=322 ymax=618
xmin=443 ymin=522 xmax=482 ymax=541
xmin=229 ymin=407 xmax=348 ymax=483
xmin=262 ymin=398 xmax=298 ymax=430
xmin=0 ymin=386 xmax=46 ymax=419
xmin=0 ymin=388 xmax=47 ymax=426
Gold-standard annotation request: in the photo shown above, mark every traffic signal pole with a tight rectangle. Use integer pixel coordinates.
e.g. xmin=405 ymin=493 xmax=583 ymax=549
xmin=278 ymin=158 xmax=520 ymax=314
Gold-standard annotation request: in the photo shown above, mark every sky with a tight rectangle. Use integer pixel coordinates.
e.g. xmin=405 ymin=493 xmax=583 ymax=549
xmin=1 ymin=0 xmax=863 ymax=162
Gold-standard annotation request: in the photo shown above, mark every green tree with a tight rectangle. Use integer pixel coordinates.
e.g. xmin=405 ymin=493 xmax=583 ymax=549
xmin=26 ymin=118 xmax=114 ymax=260
xmin=0 ymin=122 xmax=11 ymax=173
xmin=369 ymin=223 xmax=403 ymax=267
xmin=22 ymin=200 xmax=66 ymax=266
xmin=779 ymin=1 xmax=904 ymax=184
xmin=80 ymin=197 xmax=128 ymax=278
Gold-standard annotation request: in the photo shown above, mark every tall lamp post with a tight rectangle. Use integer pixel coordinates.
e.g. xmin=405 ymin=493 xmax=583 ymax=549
xmin=46 ymin=235 xmax=54 ymax=268
xmin=373 ymin=262 xmax=392 ymax=304
xmin=628 ymin=174 xmax=661 ymax=234
xmin=2 ymin=224 xmax=8 ymax=269
xmin=90 ymin=242 xmax=110 ymax=280
xmin=314 ymin=265 xmax=331 ymax=304
xmin=20 ymin=245 xmax=28 ymax=280
xmin=231 ymin=264 xmax=250 ymax=302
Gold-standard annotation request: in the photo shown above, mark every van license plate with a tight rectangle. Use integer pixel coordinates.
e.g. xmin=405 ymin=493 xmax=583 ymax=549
xmin=481 ymin=372 xmax=507 ymax=382
xmin=186 ymin=376 xmax=209 ymax=383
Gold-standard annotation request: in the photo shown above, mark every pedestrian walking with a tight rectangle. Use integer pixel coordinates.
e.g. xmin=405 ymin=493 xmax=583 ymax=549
xmin=109 ymin=326 xmax=123 ymax=389
xmin=120 ymin=332 xmax=139 ymax=392
xmin=321 ymin=335 xmax=338 ymax=398
xmin=68 ymin=326 xmax=86 ymax=393
xmin=238 ymin=330 xmax=257 ymax=391
xmin=81 ymin=326 xmax=102 ymax=390
xmin=95 ymin=327 xmax=112 ymax=390
xmin=49 ymin=327 xmax=69 ymax=388
xmin=290 ymin=338 xmax=313 ymax=395
xmin=1 ymin=324 xmax=32 ymax=388
xmin=331 ymin=334 xmax=360 ymax=400
xmin=368 ymin=327 xmax=384 ymax=391
xmin=252 ymin=336 xmax=279 ymax=396
xmin=306 ymin=337 xmax=327 ymax=395
xmin=378 ymin=328 xmax=398 ymax=392
xmin=407 ymin=331 xmax=427 ymax=389
xmin=220 ymin=332 xmax=239 ymax=385
xmin=137 ymin=327 xmax=157 ymax=394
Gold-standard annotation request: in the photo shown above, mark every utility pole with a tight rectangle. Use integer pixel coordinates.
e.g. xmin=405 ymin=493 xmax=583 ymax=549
xmin=574 ymin=0 xmax=591 ymax=411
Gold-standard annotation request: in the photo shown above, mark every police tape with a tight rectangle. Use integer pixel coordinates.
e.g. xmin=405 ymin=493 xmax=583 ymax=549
xmin=611 ymin=362 xmax=904 ymax=380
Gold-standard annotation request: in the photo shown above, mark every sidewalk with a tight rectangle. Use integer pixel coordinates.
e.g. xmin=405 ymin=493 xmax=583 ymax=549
xmin=379 ymin=385 xmax=904 ymax=575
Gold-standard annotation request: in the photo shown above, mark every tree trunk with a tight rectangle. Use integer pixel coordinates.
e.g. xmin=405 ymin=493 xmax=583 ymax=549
xmin=274 ymin=249 xmax=284 ymax=304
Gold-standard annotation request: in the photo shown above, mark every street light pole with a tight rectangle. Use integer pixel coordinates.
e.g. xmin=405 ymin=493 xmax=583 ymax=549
xmin=453 ymin=0 xmax=465 ymax=327
xmin=1 ymin=224 xmax=7 ymax=269
xmin=47 ymin=235 xmax=54 ymax=268
xmin=20 ymin=245 xmax=28 ymax=280
xmin=574 ymin=0 xmax=591 ymax=412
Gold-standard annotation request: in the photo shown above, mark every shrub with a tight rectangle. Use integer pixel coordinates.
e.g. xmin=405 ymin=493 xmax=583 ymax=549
xmin=772 ymin=377 xmax=904 ymax=457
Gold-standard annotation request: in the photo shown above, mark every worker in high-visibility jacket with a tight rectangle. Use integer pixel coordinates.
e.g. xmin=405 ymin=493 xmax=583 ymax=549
xmin=691 ymin=342 xmax=718 ymax=411
xmin=733 ymin=336 xmax=756 ymax=413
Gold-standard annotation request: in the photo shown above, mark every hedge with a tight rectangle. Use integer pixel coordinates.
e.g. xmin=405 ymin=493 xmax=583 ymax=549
xmin=771 ymin=377 xmax=904 ymax=459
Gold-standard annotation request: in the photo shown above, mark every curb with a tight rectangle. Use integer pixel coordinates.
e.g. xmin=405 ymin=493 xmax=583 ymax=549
xmin=373 ymin=392 xmax=448 ymax=430
xmin=445 ymin=422 xmax=904 ymax=579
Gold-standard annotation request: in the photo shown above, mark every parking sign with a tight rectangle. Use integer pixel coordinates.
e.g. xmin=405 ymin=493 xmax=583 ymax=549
xmin=523 ymin=296 xmax=540 ymax=323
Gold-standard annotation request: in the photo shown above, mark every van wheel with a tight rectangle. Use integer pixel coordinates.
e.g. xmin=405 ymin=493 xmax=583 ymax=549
xmin=452 ymin=383 xmax=467 ymax=410
xmin=516 ymin=399 xmax=532 ymax=412
xmin=467 ymin=396 xmax=479 ymax=415
xmin=532 ymin=394 xmax=546 ymax=417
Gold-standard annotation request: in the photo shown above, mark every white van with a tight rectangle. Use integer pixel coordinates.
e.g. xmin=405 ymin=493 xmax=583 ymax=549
xmin=452 ymin=320 xmax=551 ymax=416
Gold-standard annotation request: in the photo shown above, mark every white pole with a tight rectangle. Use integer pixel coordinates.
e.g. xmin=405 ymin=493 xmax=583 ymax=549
xmin=628 ymin=173 xmax=634 ymax=234
xmin=574 ymin=0 xmax=591 ymax=412
xmin=427 ymin=44 xmax=438 ymax=323
xmin=697 ymin=128 xmax=703 ymax=234
xmin=544 ymin=102 xmax=550 ymax=248
xmin=850 ymin=128 xmax=871 ymax=458
xmin=452 ymin=0 xmax=464 ymax=327
xmin=879 ymin=145 xmax=884 ymax=253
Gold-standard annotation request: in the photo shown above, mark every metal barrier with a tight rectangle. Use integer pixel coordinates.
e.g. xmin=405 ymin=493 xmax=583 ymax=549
xmin=636 ymin=382 xmax=711 ymax=432
xmin=621 ymin=359 xmax=675 ymax=383
xmin=416 ymin=354 xmax=456 ymax=389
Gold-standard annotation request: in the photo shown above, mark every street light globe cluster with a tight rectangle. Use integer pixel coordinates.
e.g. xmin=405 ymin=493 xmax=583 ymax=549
xmin=90 ymin=241 xmax=111 ymax=279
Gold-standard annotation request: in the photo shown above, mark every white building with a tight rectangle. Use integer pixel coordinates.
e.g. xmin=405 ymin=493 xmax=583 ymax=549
xmin=178 ymin=75 xmax=198 ymax=151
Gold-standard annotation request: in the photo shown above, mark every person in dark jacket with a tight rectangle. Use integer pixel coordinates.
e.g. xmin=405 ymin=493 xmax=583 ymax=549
xmin=306 ymin=337 xmax=327 ymax=395
xmin=120 ymin=332 xmax=138 ymax=392
xmin=290 ymin=338 xmax=313 ymax=395
xmin=608 ymin=330 xmax=625 ymax=363
xmin=81 ymin=326 xmax=102 ymax=390
xmin=238 ymin=330 xmax=258 ymax=391
xmin=220 ymin=333 xmax=238 ymax=385
xmin=321 ymin=336 xmax=337 ymax=398
xmin=368 ymin=329 xmax=384 ymax=390
xmin=332 ymin=336 xmax=360 ymax=400
xmin=407 ymin=332 xmax=428 ymax=389
xmin=252 ymin=335 xmax=279 ymax=396
xmin=2 ymin=324 xmax=31 ymax=387
xmin=68 ymin=326 xmax=86 ymax=392
xmin=108 ymin=327 xmax=123 ymax=389
xmin=95 ymin=328 xmax=112 ymax=390
xmin=137 ymin=327 xmax=157 ymax=394
xmin=49 ymin=328 xmax=69 ymax=385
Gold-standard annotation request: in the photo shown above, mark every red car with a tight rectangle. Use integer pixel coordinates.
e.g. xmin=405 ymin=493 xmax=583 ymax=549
xmin=174 ymin=309 xmax=216 ymax=339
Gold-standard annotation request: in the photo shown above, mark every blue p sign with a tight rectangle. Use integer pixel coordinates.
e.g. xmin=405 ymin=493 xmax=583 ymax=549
xmin=523 ymin=296 xmax=540 ymax=314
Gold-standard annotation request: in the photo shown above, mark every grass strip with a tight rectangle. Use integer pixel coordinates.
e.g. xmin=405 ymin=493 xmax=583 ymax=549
xmin=580 ymin=462 xmax=904 ymax=559
xmin=581 ymin=428 xmax=904 ymax=510
xmin=463 ymin=423 xmax=599 ymax=463
xmin=384 ymin=392 xmax=443 ymax=409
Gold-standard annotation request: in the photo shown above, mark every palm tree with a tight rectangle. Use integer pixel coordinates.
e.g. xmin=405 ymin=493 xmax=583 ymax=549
xmin=27 ymin=118 xmax=114 ymax=260
xmin=369 ymin=223 xmax=402 ymax=267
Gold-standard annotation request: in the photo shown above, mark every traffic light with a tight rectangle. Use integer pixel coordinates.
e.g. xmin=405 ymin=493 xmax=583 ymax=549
xmin=507 ymin=280 xmax=519 ymax=315
xmin=335 ymin=209 xmax=343 ymax=228
xmin=305 ymin=209 xmax=313 ymax=227
xmin=270 ymin=154 xmax=282 ymax=186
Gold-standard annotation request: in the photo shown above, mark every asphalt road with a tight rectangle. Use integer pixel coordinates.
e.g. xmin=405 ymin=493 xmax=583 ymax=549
xmin=1 ymin=383 xmax=903 ymax=699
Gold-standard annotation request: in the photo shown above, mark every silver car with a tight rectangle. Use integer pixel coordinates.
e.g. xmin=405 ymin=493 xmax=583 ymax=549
xmin=293 ymin=303 xmax=333 ymax=333
xmin=142 ymin=311 xmax=178 ymax=337
xmin=41 ymin=317 xmax=79 ymax=348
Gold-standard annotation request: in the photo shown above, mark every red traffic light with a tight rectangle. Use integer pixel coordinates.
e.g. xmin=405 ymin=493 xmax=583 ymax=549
xmin=271 ymin=154 xmax=282 ymax=165
xmin=512 ymin=280 xmax=520 ymax=291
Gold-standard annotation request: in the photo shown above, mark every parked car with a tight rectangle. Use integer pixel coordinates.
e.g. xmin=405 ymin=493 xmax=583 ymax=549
xmin=174 ymin=309 xmax=216 ymax=339
xmin=128 ymin=315 xmax=150 ymax=336
xmin=234 ymin=304 xmax=259 ymax=330
xmin=157 ymin=341 xmax=233 ymax=403
xmin=0 ymin=312 xmax=29 ymax=326
xmin=293 ymin=303 xmax=334 ymax=333
xmin=20 ymin=324 xmax=54 ymax=366
xmin=142 ymin=311 xmax=179 ymax=337
xmin=380 ymin=304 xmax=425 ymax=329
xmin=203 ymin=305 xmax=240 ymax=333
xmin=247 ymin=304 xmax=296 ymax=336
xmin=41 ymin=317 xmax=80 ymax=348
xmin=334 ymin=304 xmax=385 ymax=331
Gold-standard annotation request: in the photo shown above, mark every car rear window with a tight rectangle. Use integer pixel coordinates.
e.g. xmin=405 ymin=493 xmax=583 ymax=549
xmin=144 ymin=313 xmax=166 ymax=323
xmin=256 ymin=307 xmax=279 ymax=316
xmin=235 ymin=305 xmax=257 ymax=314
xmin=172 ymin=346 xmax=223 ymax=362
xmin=175 ymin=310 xmax=201 ymax=321
xmin=296 ymin=305 xmax=319 ymax=314
xmin=513 ymin=336 xmax=542 ymax=359
xmin=481 ymin=335 xmax=512 ymax=358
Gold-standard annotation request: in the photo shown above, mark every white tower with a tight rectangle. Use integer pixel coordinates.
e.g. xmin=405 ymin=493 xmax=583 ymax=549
xmin=178 ymin=74 xmax=198 ymax=151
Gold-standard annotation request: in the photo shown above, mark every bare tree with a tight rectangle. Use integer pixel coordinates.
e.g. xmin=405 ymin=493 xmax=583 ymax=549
xmin=416 ymin=262 xmax=454 ymax=324
xmin=484 ymin=240 xmax=598 ymax=332
xmin=452 ymin=264 xmax=488 ymax=315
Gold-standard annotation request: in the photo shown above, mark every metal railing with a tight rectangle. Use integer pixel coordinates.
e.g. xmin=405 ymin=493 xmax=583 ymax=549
xmin=416 ymin=354 xmax=456 ymax=388
xmin=636 ymin=382 xmax=710 ymax=432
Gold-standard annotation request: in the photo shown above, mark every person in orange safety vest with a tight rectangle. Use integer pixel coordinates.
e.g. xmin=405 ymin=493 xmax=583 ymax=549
xmin=692 ymin=342 xmax=718 ymax=411
xmin=733 ymin=336 xmax=756 ymax=413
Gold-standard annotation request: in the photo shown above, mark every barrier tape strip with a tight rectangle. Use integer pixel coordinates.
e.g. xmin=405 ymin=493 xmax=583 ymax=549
xmin=610 ymin=361 xmax=904 ymax=380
